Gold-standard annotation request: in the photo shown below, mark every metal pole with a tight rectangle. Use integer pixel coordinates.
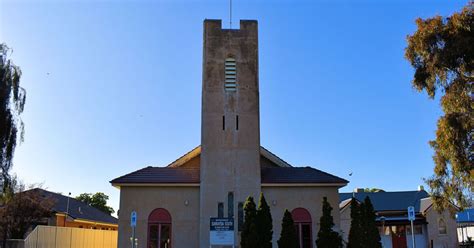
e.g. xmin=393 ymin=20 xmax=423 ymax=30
xmin=65 ymin=192 xmax=71 ymax=226
xmin=132 ymin=226 xmax=136 ymax=248
xmin=410 ymin=220 xmax=415 ymax=248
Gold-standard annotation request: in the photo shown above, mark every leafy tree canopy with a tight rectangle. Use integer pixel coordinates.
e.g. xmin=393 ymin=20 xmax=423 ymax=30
xmin=256 ymin=192 xmax=273 ymax=248
xmin=0 ymin=178 xmax=53 ymax=247
xmin=76 ymin=192 xmax=114 ymax=215
xmin=405 ymin=3 xmax=473 ymax=211
xmin=241 ymin=196 xmax=259 ymax=248
xmin=347 ymin=198 xmax=363 ymax=248
xmin=316 ymin=197 xmax=343 ymax=248
xmin=0 ymin=43 xmax=25 ymax=194
xmin=364 ymin=188 xmax=385 ymax=193
xmin=277 ymin=209 xmax=298 ymax=248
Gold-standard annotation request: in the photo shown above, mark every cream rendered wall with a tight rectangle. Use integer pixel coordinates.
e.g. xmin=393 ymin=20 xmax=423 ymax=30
xmin=262 ymin=186 xmax=341 ymax=248
xmin=117 ymin=186 xmax=200 ymax=248
xmin=425 ymin=207 xmax=458 ymax=248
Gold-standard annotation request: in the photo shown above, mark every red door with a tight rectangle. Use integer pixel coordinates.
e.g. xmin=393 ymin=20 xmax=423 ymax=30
xmin=391 ymin=226 xmax=407 ymax=248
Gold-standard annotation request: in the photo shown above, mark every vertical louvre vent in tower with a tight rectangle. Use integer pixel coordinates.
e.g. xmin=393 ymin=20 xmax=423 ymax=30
xmin=225 ymin=58 xmax=237 ymax=91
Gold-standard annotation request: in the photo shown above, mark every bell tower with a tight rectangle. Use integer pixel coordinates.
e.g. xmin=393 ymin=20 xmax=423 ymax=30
xmin=199 ymin=19 xmax=261 ymax=247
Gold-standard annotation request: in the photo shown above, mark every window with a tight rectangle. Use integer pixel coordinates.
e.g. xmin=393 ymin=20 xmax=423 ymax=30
xmin=291 ymin=208 xmax=312 ymax=248
xmin=222 ymin=116 xmax=225 ymax=130
xmin=225 ymin=58 xmax=237 ymax=91
xmin=236 ymin=115 xmax=239 ymax=130
xmin=438 ymin=218 xmax=447 ymax=235
xmin=218 ymin=202 xmax=224 ymax=218
xmin=148 ymin=208 xmax=172 ymax=248
xmin=406 ymin=225 xmax=423 ymax=235
xmin=228 ymin=192 xmax=234 ymax=218
xmin=238 ymin=202 xmax=244 ymax=231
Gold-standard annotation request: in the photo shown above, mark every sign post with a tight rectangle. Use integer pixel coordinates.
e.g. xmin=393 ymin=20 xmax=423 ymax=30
xmin=407 ymin=206 xmax=415 ymax=248
xmin=131 ymin=211 xmax=137 ymax=248
xmin=210 ymin=218 xmax=234 ymax=247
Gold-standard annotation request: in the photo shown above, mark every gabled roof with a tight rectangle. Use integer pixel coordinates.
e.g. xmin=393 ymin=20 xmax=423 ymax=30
xmin=339 ymin=190 xmax=430 ymax=212
xmin=111 ymin=146 xmax=348 ymax=187
xmin=111 ymin=166 xmax=347 ymax=186
xmin=167 ymin=146 xmax=291 ymax=168
xmin=29 ymin=188 xmax=118 ymax=225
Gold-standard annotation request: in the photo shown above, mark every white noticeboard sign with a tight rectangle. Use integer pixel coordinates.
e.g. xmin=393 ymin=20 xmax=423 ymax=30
xmin=210 ymin=218 xmax=234 ymax=246
xmin=131 ymin=211 xmax=137 ymax=227
xmin=407 ymin=206 xmax=415 ymax=221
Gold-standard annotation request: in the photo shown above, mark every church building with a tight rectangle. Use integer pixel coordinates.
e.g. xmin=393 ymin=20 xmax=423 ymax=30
xmin=111 ymin=19 xmax=348 ymax=248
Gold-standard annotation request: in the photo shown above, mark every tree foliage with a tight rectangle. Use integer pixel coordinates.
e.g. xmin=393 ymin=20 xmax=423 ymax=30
xmin=0 ymin=44 xmax=25 ymax=193
xmin=347 ymin=197 xmax=382 ymax=248
xmin=277 ymin=209 xmax=298 ymax=248
xmin=347 ymin=198 xmax=363 ymax=248
xmin=256 ymin=192 xmax=273 ymax=248
xmin=241 ymin=196 xmax=258 ymax=248
xmin=316 ymin=197 xmax=343 ymax=248
xmin=361 ymin=197 xmax=382 ymax=248
xmin=0 ymin=180 xmax=53 ymax=246
xmin=76 ymin=192 xmax=114 ymax=215
xmin=405 ymin=3 xmax=473 ymax=211
xmin=364 ymin=188 xmax=385 ymax=193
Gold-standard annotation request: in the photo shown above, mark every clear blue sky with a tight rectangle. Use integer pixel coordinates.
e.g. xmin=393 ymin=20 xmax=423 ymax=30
xmin=1 ymin=0 xmax=468 ymax=213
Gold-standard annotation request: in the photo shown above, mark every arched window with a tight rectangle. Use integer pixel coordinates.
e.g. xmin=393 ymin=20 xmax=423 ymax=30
xmin=292 ymin=208 xmax=312 ymax=248
xmin=148 ymin=208 xmax=172 ymax=248
xmin=438 ymin=218 xmax=447 ymax=235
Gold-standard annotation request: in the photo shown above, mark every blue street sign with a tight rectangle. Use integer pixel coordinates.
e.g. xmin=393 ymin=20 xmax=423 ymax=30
xmin=131 ymin=211 xmax=137 ymax=227
xmin=408 ymin=206 xmax=415 ymax=221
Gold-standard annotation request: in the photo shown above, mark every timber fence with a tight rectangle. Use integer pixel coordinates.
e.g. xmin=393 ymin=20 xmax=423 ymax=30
xmin=24 ymin=226 xmax=117 ymax=248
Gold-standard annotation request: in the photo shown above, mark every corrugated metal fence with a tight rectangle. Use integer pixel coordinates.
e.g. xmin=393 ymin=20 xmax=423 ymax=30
xmin=24 ymin=226 xmax=117 ymax=248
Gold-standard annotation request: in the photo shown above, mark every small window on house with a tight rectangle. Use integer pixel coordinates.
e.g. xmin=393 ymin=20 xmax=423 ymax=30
xmin=218 ymin=202 xmax=224 ymax=218
xmin=228 ymin=192 xmax=234 ymax=218
xmin=238 ymin=202 xmax=244 ymax=231
xmin=236 ymin=115 xmax=239 ymax=130
xmin=223 ymin=116 xmax=225 ymax=130
xmin=225 ymin=58 xmax=237 ymax=91
xmin=438 ymin=218 xmax=447 ymax=234
xmin=406 ymin=225 xmax=423 ymax=234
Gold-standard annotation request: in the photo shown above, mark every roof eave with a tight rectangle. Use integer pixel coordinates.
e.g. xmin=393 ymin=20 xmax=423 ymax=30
xmin=262 ymin=182 xmax=347 ymax=187
xmin=111 ymin=183 xmax=200 ymax=187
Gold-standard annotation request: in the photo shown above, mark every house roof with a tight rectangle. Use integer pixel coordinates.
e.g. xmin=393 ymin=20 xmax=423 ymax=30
xmin=339 ymin=190 xmax=430 ymax=212
xmin=167 ymin=146 xmax=291 ymax=168
xmin=111 ymin=167 xmax=200 ymax=184
xmin=111 ymin=166 xmax=347 ymax=185
xmin=261 ymin=167 xmax=348 ymax=184
xmin=29 ymin=188 xmax=118 ymax=225
xmin=111 ymin=147 xmax=348 ymax=186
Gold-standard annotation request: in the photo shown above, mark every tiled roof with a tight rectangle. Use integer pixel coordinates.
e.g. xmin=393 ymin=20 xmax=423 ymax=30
xmin=261 ymin=167 xmax=348 ymax=184
xmin=29 ymin=188 xmax=118 ymax=224
xmin=111 ymin=166 xmax=348 ymax=185
xmin=111 ymin=167 xmax=200 ymax=184
xmin=339 ymin=190 xmax=430 ymax=212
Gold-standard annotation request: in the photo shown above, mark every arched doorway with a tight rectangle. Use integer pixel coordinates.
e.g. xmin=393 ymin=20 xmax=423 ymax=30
xmin=148 ymin=208 xmax=172 ymax=248
xmin=292 ymin=208 xmax=312 ymax=248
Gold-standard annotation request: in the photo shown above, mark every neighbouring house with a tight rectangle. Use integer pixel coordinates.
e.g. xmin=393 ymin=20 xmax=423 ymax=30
xmin=457 ymin=208 xmax=474 ymax=244
xmin=110 ymin=19 xmax=348 ymax=248
xmin=30 ymin=188 xmax=118 ymax=231
xmin=339 ymin=188 xmax=458 ymax=248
